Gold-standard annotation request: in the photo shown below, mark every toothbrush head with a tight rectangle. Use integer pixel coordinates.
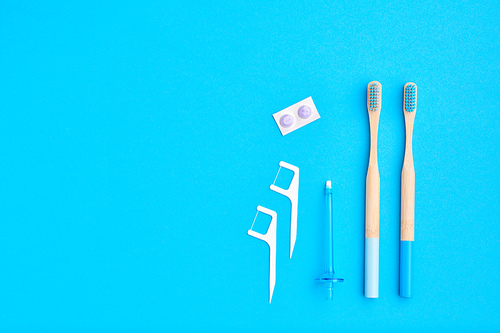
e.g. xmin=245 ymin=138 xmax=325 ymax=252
xmin=404 ymin=82 xmax=417 ymax=113
xmin=367 ymin=81 xmax=382 ymax=112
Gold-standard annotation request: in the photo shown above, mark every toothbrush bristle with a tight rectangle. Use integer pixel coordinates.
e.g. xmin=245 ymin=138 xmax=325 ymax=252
xmin=404 ymin=83 xmax=417 ymax=112
xmin=368 ymin=82 xmax=381 ymax=112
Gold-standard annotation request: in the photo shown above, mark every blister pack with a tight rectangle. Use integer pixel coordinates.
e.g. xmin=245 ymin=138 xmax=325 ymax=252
xmin=272 ymin=97 xmax=320 ymax=136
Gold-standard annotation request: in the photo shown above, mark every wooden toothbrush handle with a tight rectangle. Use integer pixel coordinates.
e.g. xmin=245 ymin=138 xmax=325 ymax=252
xmin=401 ymin=163 xmax=415 ymax=241
xmin=366 ymin=167 xmax=380 ymax=238
xmin=401 ymin=110 xmax=416 ymax=241
xmin=366 ymin=110 xmax=380 ymax=239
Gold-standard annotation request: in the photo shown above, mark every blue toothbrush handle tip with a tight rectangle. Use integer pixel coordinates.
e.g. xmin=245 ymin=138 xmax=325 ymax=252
xmin=400 ymin=240 xmax=413 ymax=298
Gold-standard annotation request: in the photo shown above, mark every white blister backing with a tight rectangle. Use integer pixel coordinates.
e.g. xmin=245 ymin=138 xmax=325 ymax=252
xmin=272 ymin=97 xmax=320 ymax=136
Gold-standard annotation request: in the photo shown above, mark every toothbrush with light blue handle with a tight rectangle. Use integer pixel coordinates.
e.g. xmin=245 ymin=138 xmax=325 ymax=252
xmin=365 ymin=81 xmax=381 ymax=298
xmin=400 ymin=83 xmax=417 ymax=298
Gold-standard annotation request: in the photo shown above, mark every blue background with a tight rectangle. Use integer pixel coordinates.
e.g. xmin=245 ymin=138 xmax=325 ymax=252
xmin=1 ymin=0 xmax=499 ymax=332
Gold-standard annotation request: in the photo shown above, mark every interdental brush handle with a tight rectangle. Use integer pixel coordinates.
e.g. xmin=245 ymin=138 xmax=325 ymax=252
xmin=316 ymin=180 xmax=343 ymax=299
xmin=325 ymin=181 xmax=334 ymax=299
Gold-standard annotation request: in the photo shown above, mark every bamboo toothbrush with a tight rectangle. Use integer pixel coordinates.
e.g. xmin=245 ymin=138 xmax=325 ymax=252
xmin=400 ymin=82 xmax=417 ymax=298
xmin=365 ymin=81 xmax=381 ymax=298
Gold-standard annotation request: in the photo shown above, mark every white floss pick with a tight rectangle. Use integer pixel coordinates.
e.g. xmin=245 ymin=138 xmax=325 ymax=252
xmin=272 ymin=97 xmax=320 ymax=136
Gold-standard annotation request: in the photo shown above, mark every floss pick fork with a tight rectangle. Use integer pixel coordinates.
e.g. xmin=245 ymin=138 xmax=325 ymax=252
xmin=270 ymin=161 xmax=299 ymax=258
xmin=248 ymin=206 xmax=277 ymax=303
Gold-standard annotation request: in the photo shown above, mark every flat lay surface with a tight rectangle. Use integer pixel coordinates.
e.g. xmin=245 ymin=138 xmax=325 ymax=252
xmin=1 ymin=1 xmax=499 ymax=332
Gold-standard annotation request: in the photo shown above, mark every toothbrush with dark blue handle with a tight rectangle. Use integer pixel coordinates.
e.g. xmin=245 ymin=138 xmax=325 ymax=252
xmin=401 ymin=82 xmax=417 ymax=298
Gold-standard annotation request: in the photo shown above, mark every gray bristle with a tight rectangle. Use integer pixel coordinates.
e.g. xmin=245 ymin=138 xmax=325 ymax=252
xmin=368 ymin=83 xmax=380 ymax=111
